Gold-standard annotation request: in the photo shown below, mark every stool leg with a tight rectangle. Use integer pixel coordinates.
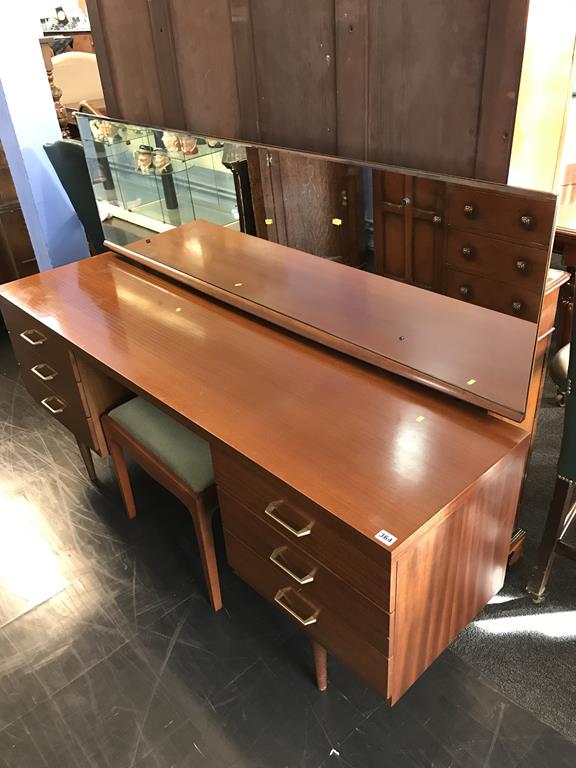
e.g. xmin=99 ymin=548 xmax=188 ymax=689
xmin=527 ymin=476 xmax=576 ymax=602
xmin=189 ymin=495 xmax=222 ymax=612
xmin=108 ymin=436 xmax=137 ymax=520
xmin=76 ymin=438 xmax=97 ymax=483
xmin=312 ymin=641 xmax=328 ymax=691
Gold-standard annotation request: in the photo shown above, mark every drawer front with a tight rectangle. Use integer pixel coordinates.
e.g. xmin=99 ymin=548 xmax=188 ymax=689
xmin=446 ymin=186 xmax=555 ymax=247
xmin=19 ymin=365 xmax=95 ymax=447
xmin=226 ymin=531 xmax=390 ymax=699
xmin=213 ymin=447 xmax=393 ymax=611
xmin=2 ymin=300 xmax=75 ymax=374
xmin=444 ymin=268 xmax=541 ymax=322
xmin=445 ymin=230 xmax=547 ymax=294
xmin=221 ymin=491 xmax=390 ymax=655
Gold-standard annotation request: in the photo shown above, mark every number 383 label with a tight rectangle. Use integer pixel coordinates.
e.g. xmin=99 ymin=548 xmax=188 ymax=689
xmin=374 ymin=529 xmax=398 ymax=547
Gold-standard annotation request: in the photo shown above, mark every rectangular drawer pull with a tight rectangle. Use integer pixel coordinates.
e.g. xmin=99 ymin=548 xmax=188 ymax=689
xmin=265 ymin=501 xmax=312 ymax=537
xmin=274 ymin=588 xmax=318 ymax=626
xmin=31 ymin=363 xmax=58 ymax=381
xmin=269 ymin=547 xmax=315 ymax=584
xmin=40 ymin=395 xmax=67 ymax=414
xmin=19 ymin=328 xmax=47 ymax=345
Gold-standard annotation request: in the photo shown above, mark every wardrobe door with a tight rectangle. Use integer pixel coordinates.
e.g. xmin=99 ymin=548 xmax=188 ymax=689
xmin=249 ymin=149 xmax=364 ymax=266
xmin=372 ymin=171 xmax=444 ymax=291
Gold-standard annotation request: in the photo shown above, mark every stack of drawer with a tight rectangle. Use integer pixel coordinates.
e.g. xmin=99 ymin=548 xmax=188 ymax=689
xmin=444 ymin=186 xmax=555 ymax=322
xmin=213 ymin=446 xmax=393 ymax=698
xmin=2 ymin=301 xmax=97 ymax=449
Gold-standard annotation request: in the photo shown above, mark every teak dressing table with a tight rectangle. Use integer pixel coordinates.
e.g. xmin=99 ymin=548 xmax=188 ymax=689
xmin=0 ymin=224 xmax=538 ymax=705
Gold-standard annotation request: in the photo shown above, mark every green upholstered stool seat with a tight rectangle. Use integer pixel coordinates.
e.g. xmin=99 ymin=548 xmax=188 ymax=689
xmin=108 ymin=397 xmax=214 ymax=492
xmin=550 ymin=343 xmax=570 ymax=388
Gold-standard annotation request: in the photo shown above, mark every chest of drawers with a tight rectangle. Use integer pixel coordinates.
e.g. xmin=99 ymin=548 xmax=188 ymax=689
xmin=214 ymin=439 xmax=528 ymax=703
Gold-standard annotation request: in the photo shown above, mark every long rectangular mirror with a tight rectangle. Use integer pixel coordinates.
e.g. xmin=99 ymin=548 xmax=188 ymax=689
xmin=76 ymin=114 xmax=558 ymax=421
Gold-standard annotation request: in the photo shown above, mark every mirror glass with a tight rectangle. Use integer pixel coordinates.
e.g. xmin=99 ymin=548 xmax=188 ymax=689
xmin=77 ymin=114 xmax=558 ymax=420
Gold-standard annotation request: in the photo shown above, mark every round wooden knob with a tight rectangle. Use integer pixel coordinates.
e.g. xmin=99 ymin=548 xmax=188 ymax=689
xmin=433 ymin=215 xmax=442 ymax=224
xmin=459 ymin=285 xmax=471 ymax=299
xmin=515 ymin=259 xmax=528 ymax=272
xmin=464 ymin=204 xmax=476 ymax=218
xmin=512 ymin=300 xmax=523 ymax=314
xmin=462 ymin=246 xmax=474 ymax=259
xmin=520 ymin=215 xmax=534 ymax=229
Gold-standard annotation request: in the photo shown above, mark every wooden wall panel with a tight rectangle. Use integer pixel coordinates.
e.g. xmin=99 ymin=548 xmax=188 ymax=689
xmin=474 ymin=0 xmax=530 ymax=182
xmin=335 ymin=0 xmax=368 ymax=159
xmin=248 ymin=0 xmax=337 ymax=153
xmin=170 ymin=0 xmax=240 ymax=137
xmin=88 ymin=0 xmax=529 ymax=181
xmin=367 ymin=0 xmax=490 ymax=176
xmin=86 ymin=0 xmax=166 ymax=125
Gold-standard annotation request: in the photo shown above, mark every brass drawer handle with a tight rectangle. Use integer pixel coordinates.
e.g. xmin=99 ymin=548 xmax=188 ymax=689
xmin=274 ymin=588 xmax=318 ymax=626
xmin=265 ymin=501 xmax=312 ymax=537
xmin=31 ymin=363 xmax=58 ymax=381
xmin=462 ymin=246 xmax=474 ymax=259
xmin=19 ymin=329 xmax=47 ymax=346
xmin=40 ymin=395 xmax=67 ymax=414
xmin=459 ymin=285 xmax=472 ymax=299
xmin=464 ymin=203 xmax=476 ymax=218
xmin=269 ymin=547 xmax=315 ymax=585
xmin=515 ymin=259 xmax=528 ymax=273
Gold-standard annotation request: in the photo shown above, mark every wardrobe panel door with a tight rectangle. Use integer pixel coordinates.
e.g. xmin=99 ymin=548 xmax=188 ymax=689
xmin=169 ymin=0 xmax=241 ymax=138
xmin=367 ymin=0 xmax=490 ymax=176
xmin=87 ymin=0 xmax=165 ymax=125
xmin=249 ymin=0 xmax=337 ymax=153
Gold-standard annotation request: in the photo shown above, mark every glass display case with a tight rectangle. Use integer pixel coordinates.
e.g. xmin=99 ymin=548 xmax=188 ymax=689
xmin=77 ymin=114 xmax=240 ymax=245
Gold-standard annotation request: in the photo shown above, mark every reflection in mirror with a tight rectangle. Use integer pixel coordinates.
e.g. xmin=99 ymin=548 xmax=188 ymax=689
xmin=76 ymin=114 xmax=558 ymax=420
xmin=77 ymin=113 xmax=556 ymax=326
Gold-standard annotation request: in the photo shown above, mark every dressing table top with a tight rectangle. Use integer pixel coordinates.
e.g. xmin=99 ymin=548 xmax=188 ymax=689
xmin=0 ymin=253 xmax=529 ymax=553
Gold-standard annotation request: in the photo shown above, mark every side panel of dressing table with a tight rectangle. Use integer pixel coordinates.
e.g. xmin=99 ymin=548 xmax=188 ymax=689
xmin=0 ymin=254 xmax=530 ymax=702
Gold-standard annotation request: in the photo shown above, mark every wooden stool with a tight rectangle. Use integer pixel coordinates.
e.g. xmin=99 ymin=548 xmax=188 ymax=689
xmin=102 ymin=397 xmax=222 ymax=611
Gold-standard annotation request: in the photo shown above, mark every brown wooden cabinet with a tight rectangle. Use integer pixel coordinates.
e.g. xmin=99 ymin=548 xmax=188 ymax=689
xmin=372 ymin=170 xmax=555 ymax=322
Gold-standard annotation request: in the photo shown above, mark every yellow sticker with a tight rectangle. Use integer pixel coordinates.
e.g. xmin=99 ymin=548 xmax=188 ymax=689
xmin=234 ymin=282 xmax=243 ymax=287
xmin=416 ymin=415 xmax=425 ymax=422
xmin=265 ymin=218 xmax=273 ymax=225
xmin=467 ymin=379 xmax=476 ymax=386
xmin=332 ymin=217 xmax=343 ymax=226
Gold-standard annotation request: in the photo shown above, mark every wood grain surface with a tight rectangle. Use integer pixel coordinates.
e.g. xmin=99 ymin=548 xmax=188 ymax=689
xmin=116 ymin=220 xmax=538 ymax=417
xmin=0 ymin=253 xmax=529 ymax=551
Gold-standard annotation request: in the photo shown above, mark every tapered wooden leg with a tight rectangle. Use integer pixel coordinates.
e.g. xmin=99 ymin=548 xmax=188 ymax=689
xmin=189 ymin=495 xmax=222 ymax=612
xmin=76 ymin=438 xmax=97 ymax=483
xmin=312 ymin=641 xmax=328 ymax=691
xmin=107 ymin=435 xmax=137 ymax=520
xmin=527 ymin=476 xmax=576 ymax=603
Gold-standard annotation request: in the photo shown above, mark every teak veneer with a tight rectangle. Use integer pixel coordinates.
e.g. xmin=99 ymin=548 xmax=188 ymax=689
xmin=108 ymin=220 xmax=538 ymax=421
xmin=0 ymin=252 xmax=530 ymax=702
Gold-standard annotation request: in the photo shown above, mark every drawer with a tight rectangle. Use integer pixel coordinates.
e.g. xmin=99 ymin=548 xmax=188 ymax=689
xmin=226 ymin=531 xmax=390 ymax=699
xmin=1 ymin=300 xmax=76 ymax=374
xmin=445 ymin=230 xmax=547 ymax=294
xmin=444 ymin=268 xmax=542 ymax=322
xmin=446 ymin=186 xmax=555 ymax=247
xmin=19 ymin=366 xmax=95 ymax=448
xmin=220 ymin=491 xmax=390 ymax=655
xmin=213 ymin=447 xmax=393 ymax=611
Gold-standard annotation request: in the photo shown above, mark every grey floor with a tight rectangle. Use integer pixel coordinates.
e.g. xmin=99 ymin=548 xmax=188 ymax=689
xmin=1 ymin=329 xmax=576 ymax=768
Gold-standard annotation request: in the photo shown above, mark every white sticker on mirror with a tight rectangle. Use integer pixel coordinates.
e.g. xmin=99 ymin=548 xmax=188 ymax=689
xmin=375 ymin=529 xmax=398 ymax=546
